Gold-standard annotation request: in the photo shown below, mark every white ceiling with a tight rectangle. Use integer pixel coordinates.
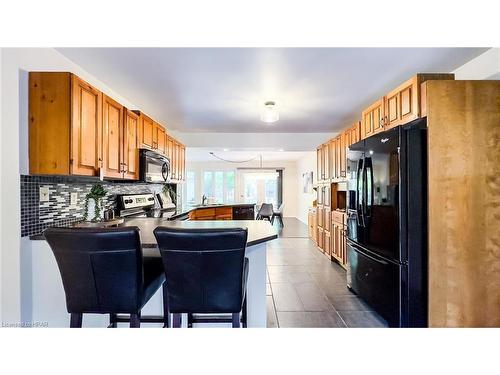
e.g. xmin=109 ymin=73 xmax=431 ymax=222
xmin=57 ymin=48 xmax=487 ymax=133
xmin=186 ymin=149 xmax=312 ymax=162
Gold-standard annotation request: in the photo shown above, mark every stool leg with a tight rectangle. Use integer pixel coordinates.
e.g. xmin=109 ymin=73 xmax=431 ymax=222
xmin=162 ymin=282 xmax=170 ymax=328
xmin=130 ymin=312 xmax=141 ymax=328
xmin=70 ymin=313 xmax=83 ymax=328
xmin=109 ymin=313 xmax=117 ymax=328
xmin=232 ymin=313 xmax=240 ymax=328
xmin=187 ymin=313 xmax=194 ymax=328
xmin=242 ymin=296 xmax=247 ymax=328
xmin=172 ymin=313 xmax=182 ymax=328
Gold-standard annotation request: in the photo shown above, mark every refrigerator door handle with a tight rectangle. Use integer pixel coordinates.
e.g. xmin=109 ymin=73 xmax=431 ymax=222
xmin=356 ymin=158 xmax=365 ymax=227
xmin=348 ymin=241 xmax=389 ymax=265
xmin=365 ymin=157 xmax=374 ymax=219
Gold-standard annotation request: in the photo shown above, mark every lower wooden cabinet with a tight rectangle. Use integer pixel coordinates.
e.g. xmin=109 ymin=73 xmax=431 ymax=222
xmin=317 ymin=227 xmax=324 ymax=252
xmin=189 ymin=207 xmax=233 ymax=220
xmin=331 ymin=210 xmax=347 ymax=268
xmin=324 ymin=229 xmax=331 ymax=257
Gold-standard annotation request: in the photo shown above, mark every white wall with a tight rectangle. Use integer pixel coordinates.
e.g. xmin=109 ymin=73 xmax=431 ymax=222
xmin=179 ymin=132 xmax=333 ymax=152
xmin=295 ymin=152 xmax=317 ymax=224
xmin=452 ymin=48 xmax=500 ymax=80
xmin=185 ymin=159 xmax=298 ymax=218
xmin=0 ymin=48 xmax=142 ymax=325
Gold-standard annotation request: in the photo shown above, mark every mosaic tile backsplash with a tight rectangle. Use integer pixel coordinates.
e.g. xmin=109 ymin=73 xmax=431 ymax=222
xmin=20 ymin=175 xmax=179 ymax=237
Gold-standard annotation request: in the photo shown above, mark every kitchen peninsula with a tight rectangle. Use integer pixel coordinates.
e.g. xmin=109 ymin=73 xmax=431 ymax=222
xmin=29 ymin=218 xmax=277 ymax=328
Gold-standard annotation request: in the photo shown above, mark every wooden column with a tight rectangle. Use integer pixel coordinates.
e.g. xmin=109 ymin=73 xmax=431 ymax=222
xmin=426 ymin=80 xmax=500 ymax=327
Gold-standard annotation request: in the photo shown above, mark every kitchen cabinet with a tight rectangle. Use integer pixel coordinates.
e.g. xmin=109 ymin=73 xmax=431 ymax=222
xmin=324 ymin=230 xmax=331 ymax=257
xmin=361 ymin=98 xmax=385 ymax=140
xmin=346 ymin=121 xmax=361 ymax=146
xmin=308 ymin=207 xmax=317 ymax=242
xmin=137 ymin=112 xmax=154 ymax=149
xmin=123 ymin=109 xmax=140 ymax=180
xmin=331 ymin=210 xmax=347 ymax=268
xmin=102 ymin=94 xmax=124 ymax=179
xmin=29 ymin=72 xmax=102 ymax=176
xmin=155 ymin=122 xmax=166 ymax=154
xmin=317 ymin=227 xmax=324 ymax=252
xmin=323 ymin=142 xmax=330 ymax=180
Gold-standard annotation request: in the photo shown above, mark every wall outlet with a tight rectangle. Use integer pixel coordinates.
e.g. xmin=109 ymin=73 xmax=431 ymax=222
xmin=70 ymin=192 xmax=78 ymax=207
xmin=39 ymin=187 xmax=50 ymax=202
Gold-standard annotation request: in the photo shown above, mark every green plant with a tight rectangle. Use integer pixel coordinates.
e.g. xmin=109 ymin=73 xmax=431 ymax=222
xmin=83 ymin=183 xmax=107 ymax=222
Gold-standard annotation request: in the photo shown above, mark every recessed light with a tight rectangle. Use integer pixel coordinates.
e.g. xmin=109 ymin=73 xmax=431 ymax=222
xmin=277 ymin=148 xmax=284 ymax=152
xmin=223 ymin=148 xmax=229 ymax=152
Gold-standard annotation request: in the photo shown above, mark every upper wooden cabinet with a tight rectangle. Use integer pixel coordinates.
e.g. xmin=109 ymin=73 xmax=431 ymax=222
xmin=102 ymin=94 xmax=124 ymax=179
xmin=346 ymin=121 xmax=361 ymax=146
xmin=137 ymin=112 xmax=154 ymax=149
xmin=361 ymin=98 xmax=385 ymax=139
xmin=29 ymin=72 xmax=102 ymax=176
xmin=361 ymin=73 xmax=454 ymax=139
xmin=155 ymin=123 xmax=166 ymax=155
xmin=123 ymin=109 xmax=140 ymax=180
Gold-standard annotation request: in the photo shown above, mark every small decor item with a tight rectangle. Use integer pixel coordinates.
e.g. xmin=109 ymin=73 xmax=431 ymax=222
xmin=83 ymin=183 xmax=107 ymax=222
xmin=303 ymin=171 xmax=313 ymax=193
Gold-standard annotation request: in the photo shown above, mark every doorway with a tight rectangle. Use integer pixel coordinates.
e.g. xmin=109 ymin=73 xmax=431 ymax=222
xmin=236 ymin=169 xmax=283 ymax=209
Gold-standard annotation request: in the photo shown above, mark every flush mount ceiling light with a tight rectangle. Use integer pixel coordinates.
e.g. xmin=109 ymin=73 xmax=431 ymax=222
xmin=260 ymin=101 xmax=279 ymax=123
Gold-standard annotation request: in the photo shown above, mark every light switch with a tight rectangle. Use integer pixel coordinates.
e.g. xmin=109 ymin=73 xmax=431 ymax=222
xmin=39 ymin=187 xmax=49 ymax=202
xmin=70 ymin=192 xmax=78 ymax=207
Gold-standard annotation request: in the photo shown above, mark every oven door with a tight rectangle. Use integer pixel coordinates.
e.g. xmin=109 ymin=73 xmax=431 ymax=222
xmin=141 ymin=151 xmax=170 ymax=183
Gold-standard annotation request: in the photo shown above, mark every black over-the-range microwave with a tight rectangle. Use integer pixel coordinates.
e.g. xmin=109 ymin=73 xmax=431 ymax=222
xmin=140 ymin=149 xmax=171 ymax=183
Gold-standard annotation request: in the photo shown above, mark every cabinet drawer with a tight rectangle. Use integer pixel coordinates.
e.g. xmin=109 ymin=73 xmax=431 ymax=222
xmin=332 ymin=210 xmax=346 ymax=225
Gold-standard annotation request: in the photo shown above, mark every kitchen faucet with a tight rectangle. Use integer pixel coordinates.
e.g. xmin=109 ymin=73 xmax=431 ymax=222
xmin=202 ymin=194 xmax=207 ymax=206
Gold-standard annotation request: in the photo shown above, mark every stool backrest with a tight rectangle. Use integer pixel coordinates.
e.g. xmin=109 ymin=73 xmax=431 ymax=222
xmin=154 ymin=227 xmax=248 ymax=313
xmin=258 ymin=203 xmax=274 ymax=217
xmin=44 ymin=227 xmax=143 ymax=314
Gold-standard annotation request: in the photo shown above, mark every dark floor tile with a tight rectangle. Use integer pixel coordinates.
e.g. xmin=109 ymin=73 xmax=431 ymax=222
xmin=294 ymin=282 xmax=334 ymax=311
xmin=338 ymin=310 xmax=388 ymax=328
xmin=267 ymin=296 xmax=279 ymax=328
xmin=277 ymin=311 xmax=346 ymax=328
xmin=327 ymin=294 xmax=373 ymax=312
xmin=271 ymin=282 xmax=304 ymax=312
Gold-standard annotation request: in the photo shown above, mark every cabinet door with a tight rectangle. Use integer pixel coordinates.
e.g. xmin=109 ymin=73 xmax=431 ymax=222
xmin=340 ymin=132 xmax=347 ymax=178
xmin=361 ymin=98 xmax=384 ymax=139
xmin=335 ymin=135 xmax=342 ymax=178
xmin=317 ymin=205 xmax=323 ymax=228
xmin=323 ymin=143 xmax=330 ymax=180
xmin=102 ymin=95 xmax=124 ymax=179
xmin=328 ymin=139 xmax=336 ymax=180
xmin=179 ymin=144 xmax=186 ymax=181
xmin=332 ymin=223 xmax=340 ymax=258
xmin=324 ymin=230 xmax=331 ymax=256
xmin=318 ymin=227 xmax=324 ymax=251
xmin=316 ymin=147 xmax=323 ymax=181
xmin=385 ymin=76 xmax=419 ymax=130
xmin=71 ymin=75 xmax=102 ymax=176
xmin=139 ymin=113 xmax=154 ymax=149
xmin=123 ymin=109 xmax=140 ymax=180
xmin=156 ymin=123 xmax=166 ymax=154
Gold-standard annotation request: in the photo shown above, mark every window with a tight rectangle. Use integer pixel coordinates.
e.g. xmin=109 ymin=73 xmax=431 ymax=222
xmin=202 ymin=170 xmax=235 ymax=204
xmin=185 ymin=171 xmax=196 ymax=205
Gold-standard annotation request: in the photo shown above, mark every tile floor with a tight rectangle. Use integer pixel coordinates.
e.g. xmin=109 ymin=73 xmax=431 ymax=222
xmin=266 ymin=218 xmax=388 ymax=328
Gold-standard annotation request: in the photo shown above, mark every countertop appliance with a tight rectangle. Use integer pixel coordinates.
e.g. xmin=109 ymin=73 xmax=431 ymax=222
xmin=140 ymin=149 xmax=170 ymax=183
xmin=346 ymin=118 xmax=427 ymax=327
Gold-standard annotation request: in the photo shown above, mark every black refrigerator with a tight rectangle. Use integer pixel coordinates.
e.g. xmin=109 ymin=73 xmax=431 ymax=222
xmin=346 ymin=118 xmax=427 ymax=327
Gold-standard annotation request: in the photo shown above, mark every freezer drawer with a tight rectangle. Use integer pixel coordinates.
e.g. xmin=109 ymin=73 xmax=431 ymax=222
xmin=347 ymin=242 xmax=402 ymax=327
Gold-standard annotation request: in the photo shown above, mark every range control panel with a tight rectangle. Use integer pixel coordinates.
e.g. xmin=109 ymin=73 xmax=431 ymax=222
xmin=119 ymin=193 xmax=156 ymax=210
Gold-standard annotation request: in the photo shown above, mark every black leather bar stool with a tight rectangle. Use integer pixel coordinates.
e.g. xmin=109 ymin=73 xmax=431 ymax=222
xmin=44 ymin=227 xmax=169 ymax=328
xmin=154 ymin=227 xmax=249 ymax=328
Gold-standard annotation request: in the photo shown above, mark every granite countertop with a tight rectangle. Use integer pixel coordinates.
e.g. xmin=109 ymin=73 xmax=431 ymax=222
xmin=31 ymin=218 xmax=278 ymax=249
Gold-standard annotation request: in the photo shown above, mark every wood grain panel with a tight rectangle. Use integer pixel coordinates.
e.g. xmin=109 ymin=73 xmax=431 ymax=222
xmin=71 ymin=75 xmax=102 ymax=176
xmin=102 ymin=95 xmax=124 ymax=178
xmin=29 ymin=72 xmax=71 ymax=175
xmin=123 ymin=109 xmax=139 ymax=180
xmin=427 ymin=80 xmax=500 ymax=327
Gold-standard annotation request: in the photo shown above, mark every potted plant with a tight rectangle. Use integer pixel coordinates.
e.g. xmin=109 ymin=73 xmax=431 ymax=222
xmin=83 ymin=183 xmax=107 ymax=222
